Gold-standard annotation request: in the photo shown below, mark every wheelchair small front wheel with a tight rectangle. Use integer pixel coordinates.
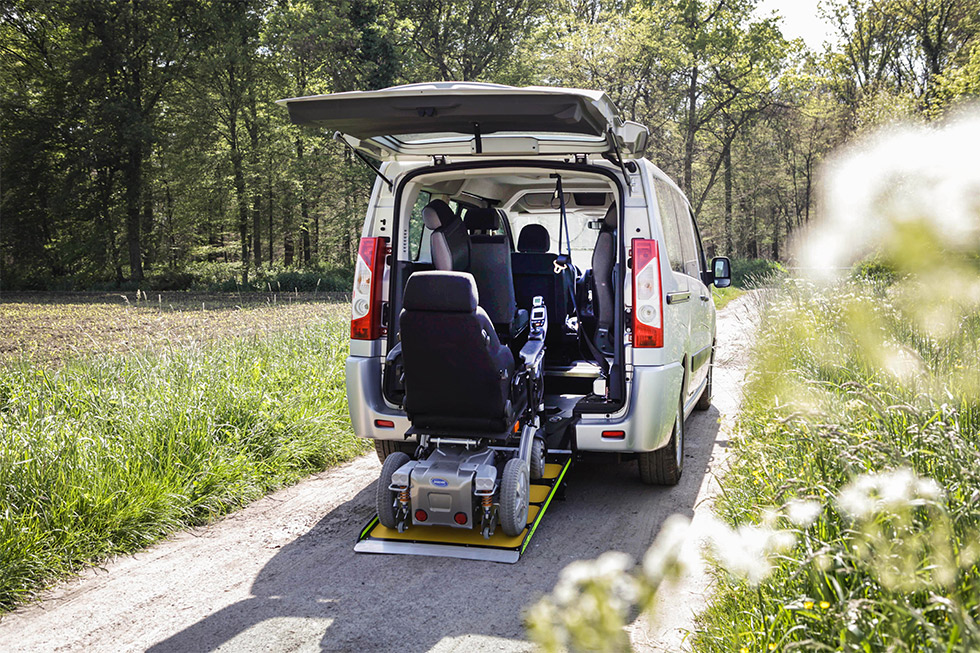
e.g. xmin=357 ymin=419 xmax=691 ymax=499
xmin=530 ymin=437 xmax=546 ymax=480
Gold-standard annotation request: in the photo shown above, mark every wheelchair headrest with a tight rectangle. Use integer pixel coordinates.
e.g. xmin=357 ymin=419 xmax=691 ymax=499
xmin=603 ymin=203 xmax=617 ymax=228
xmin=422 ymin=200 xmax=457 ymax=230
xmin=517 ymin=224 xmax=550 ymax=253
xmin=403 ymin=271 xmax=478 ymax=313
xmin=464 ymin=207 xmax=499 ymax=232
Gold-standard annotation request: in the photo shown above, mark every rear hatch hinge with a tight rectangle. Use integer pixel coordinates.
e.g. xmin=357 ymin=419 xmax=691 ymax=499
xmin=432 ymin=155 xmax=448 ymax=166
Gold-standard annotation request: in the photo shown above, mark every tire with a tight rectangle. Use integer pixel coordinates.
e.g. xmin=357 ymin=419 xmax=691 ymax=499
xmin=374 ymin=439 xmax=415 ymax=463
xmin=499 ymin=458 xmax=530 ymax=536
xmin=377 ymin=452 xmax=410 ymax=529
xmin=530 ymin=437 xmax=546 ymax=480
xmin=638 ymin=391 xmax=685 ymax=486
xmin=695 ymin=346 xmax=715 ymax=411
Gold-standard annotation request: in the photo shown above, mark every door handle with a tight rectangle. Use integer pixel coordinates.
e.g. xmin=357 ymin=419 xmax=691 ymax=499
xmin=699 ymin=294 xmax=710 ymax=302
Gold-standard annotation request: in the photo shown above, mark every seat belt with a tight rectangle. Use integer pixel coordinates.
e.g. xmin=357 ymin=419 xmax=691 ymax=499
xmin=550 ymin=174 xmax=577 ymax=314
xmin=550 ymin=174 xmax=610 ymax=379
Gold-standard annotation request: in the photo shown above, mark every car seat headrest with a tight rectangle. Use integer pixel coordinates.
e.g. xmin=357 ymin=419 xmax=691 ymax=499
xmin=403 ymin=271 xmax=478 ymax=313
xmin=517 ymin=224 xmax=550 ymax=253
xmin=603 ymin=203 xmax=617 ymax=228
xmin=421 ymin=200 xmax=457 ymax=230
xmin=463 ymin=207 xmax=499 ymax=232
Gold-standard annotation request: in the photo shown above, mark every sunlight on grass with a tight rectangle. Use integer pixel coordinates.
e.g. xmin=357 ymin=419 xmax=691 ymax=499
xmin=0 ymin=316 xmax=367 ymax=610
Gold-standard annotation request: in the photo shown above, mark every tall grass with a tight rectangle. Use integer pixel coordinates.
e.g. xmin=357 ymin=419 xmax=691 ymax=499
xmin=692 ymin=278 xmax=980 ymax=651
xmin=0 ymin=320 xmax=367 ymax=610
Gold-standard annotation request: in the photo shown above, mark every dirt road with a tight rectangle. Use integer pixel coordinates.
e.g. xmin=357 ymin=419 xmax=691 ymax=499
xmin=0 ymin=294 xmax=758 ymax=653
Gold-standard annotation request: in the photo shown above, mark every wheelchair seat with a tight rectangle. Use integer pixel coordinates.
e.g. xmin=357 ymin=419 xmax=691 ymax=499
xmin=399 ymin=271 xmax=526 ymax=436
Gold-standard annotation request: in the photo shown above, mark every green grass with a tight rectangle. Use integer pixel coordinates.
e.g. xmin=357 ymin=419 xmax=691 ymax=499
xmin=712 ymin=286 xmax=745 ymax=310
xmin=693 ymin=278 xmax=980 ymax=652
xmin=0 ymin=317 xmax=367 ymax=611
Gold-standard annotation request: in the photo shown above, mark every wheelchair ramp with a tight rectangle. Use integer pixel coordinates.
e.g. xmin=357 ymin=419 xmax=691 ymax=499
xmin=354 ymin=452 xmax=572 ymax=563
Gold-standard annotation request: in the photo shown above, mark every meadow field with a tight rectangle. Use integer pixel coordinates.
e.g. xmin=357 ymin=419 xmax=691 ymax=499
xmin=0 ymin=293 xmax=365 ymax=610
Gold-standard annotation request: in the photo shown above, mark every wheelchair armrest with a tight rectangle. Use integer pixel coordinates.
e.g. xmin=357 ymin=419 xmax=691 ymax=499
xmin=519 ymin=339 xmax=545 ymax=373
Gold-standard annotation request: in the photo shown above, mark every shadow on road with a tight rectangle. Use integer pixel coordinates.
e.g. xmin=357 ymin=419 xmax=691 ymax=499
xmin=148 ymin=406 xmax=723 ymax=652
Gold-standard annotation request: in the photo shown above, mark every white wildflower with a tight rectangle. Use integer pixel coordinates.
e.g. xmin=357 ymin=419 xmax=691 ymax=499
xmin=785 ymin=499 xmax=822 ymax=527
xmin=702 ymin=515 xmax=797 ymax=586
xmin=641 ymin=514 xmax=692 ymax=584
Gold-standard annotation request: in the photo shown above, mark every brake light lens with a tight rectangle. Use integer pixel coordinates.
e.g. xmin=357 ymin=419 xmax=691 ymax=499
xmin=632 ymin=239 xmax=664 ymax=348
xmin=351 ymin=237 xmax=387 ymax=340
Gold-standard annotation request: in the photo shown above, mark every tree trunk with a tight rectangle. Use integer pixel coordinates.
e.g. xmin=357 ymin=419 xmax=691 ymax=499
xmin=267 ymin=173 xmax=274 ymax=266
xmin=772 ymin=207 xmax=780 ymax=260
xmin=683 ymin=65 xmax=698 ymax=199
xmin=141 ymin=171 xmax=154 ymax=270
xmin=723 ymin=126 xmax=733 ymax=256
xmin=124 ymin=143 xmax=144 ymax=282
xmin=249 ymin=99 xmax=262 ymax=268
xmin=229 ymin=114 xmax=250 ymax=285
xmin=295 ymin=136 xmax=311 ymax=264
xmin=284 ymin=193 xmax=294 ymax=266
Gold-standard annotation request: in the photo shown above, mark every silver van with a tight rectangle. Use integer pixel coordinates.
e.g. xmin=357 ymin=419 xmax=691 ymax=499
xmin=280 ymin=82 xmax=730 ymax=541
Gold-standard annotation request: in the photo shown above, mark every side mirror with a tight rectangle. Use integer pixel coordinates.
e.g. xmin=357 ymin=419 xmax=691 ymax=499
xmin=711 ymin=256 xmax=732 ymax=288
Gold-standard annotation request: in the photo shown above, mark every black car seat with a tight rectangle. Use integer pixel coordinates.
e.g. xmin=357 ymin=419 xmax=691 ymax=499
xmin=463 ymin=207 xmax=527 ymax=340
xmin=422 ymin=199 xmax=469 ymax=271
xmin=512 ymin=224 xmax=574 ymax=346
xmin=592 ymin=203 xmax=617 ymax=354
xmin=399 ymin=271 xmax=524 ymax=434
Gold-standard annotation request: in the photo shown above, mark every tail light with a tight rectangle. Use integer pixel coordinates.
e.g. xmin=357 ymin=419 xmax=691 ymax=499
xmin=351 ymin=237 xmax=387 ymax=340
xmin=631 ymin=239 xmax=664 ymax=348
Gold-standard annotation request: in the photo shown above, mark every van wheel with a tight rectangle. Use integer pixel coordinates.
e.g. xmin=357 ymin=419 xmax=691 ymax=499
xmin=377 ymin=452 xmax=410 ymax=529
xmin=499 ymin=458 xmax=530 ymax=536
xmin=375 ymin=439 xmax=415 ymax=463
xmin=695 ymin=347 xmax=714 ymax=411
xmin=638 ymin=392 xmax=685 ymax=486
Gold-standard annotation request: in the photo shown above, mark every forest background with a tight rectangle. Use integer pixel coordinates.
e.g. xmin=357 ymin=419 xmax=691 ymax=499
xmin=2 ymin=0 xmax=978 ymax=292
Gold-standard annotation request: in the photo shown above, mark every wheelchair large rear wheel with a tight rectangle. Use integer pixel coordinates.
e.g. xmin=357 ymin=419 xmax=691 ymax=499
xmin=499 ymin=458 xmax=529 ymax=536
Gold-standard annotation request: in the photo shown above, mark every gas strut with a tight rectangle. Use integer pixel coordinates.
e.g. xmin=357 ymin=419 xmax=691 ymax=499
xmin=333 ymin=131 xmax=393 ymax=191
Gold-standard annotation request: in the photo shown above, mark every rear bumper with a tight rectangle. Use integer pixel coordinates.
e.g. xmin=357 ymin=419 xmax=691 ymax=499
xmin=347 ymin=355 xmax=684 ymax=453
xmin=346 ymin=356 xmax=411 ymax=441
xmin=575 ymin=362 xmax=684 ymax=453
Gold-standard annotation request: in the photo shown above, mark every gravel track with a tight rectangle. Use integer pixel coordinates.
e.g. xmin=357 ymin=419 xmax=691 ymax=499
xmin=0 ymin=293 xmax=759 ymax=653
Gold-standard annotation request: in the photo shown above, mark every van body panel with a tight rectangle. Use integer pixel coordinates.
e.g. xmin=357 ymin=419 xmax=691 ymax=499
xmin=576 ymin=362 xmax=683 ymax=452
xmin=346 ymin=356 xmax=412 ymax=440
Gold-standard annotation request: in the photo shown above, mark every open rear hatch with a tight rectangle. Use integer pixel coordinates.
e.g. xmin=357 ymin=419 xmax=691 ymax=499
xmin=277 ymin=82 xmax=648 ymax=160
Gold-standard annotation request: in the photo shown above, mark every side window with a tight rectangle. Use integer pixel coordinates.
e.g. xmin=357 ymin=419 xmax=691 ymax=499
xmin=408 ymin=190 xmax=432 ymax=261
xmin=690 ymin=207 xmax=708 ymax=277
xmin=654 ymin=179 xmax=684 ymax=273
xmin=671 ymin=191 xmax=701 ymax=279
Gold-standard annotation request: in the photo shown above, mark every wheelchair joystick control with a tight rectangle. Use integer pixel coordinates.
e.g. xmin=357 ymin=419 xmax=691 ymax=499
xmin=530 ymin=295 xmax=548 ymax=341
